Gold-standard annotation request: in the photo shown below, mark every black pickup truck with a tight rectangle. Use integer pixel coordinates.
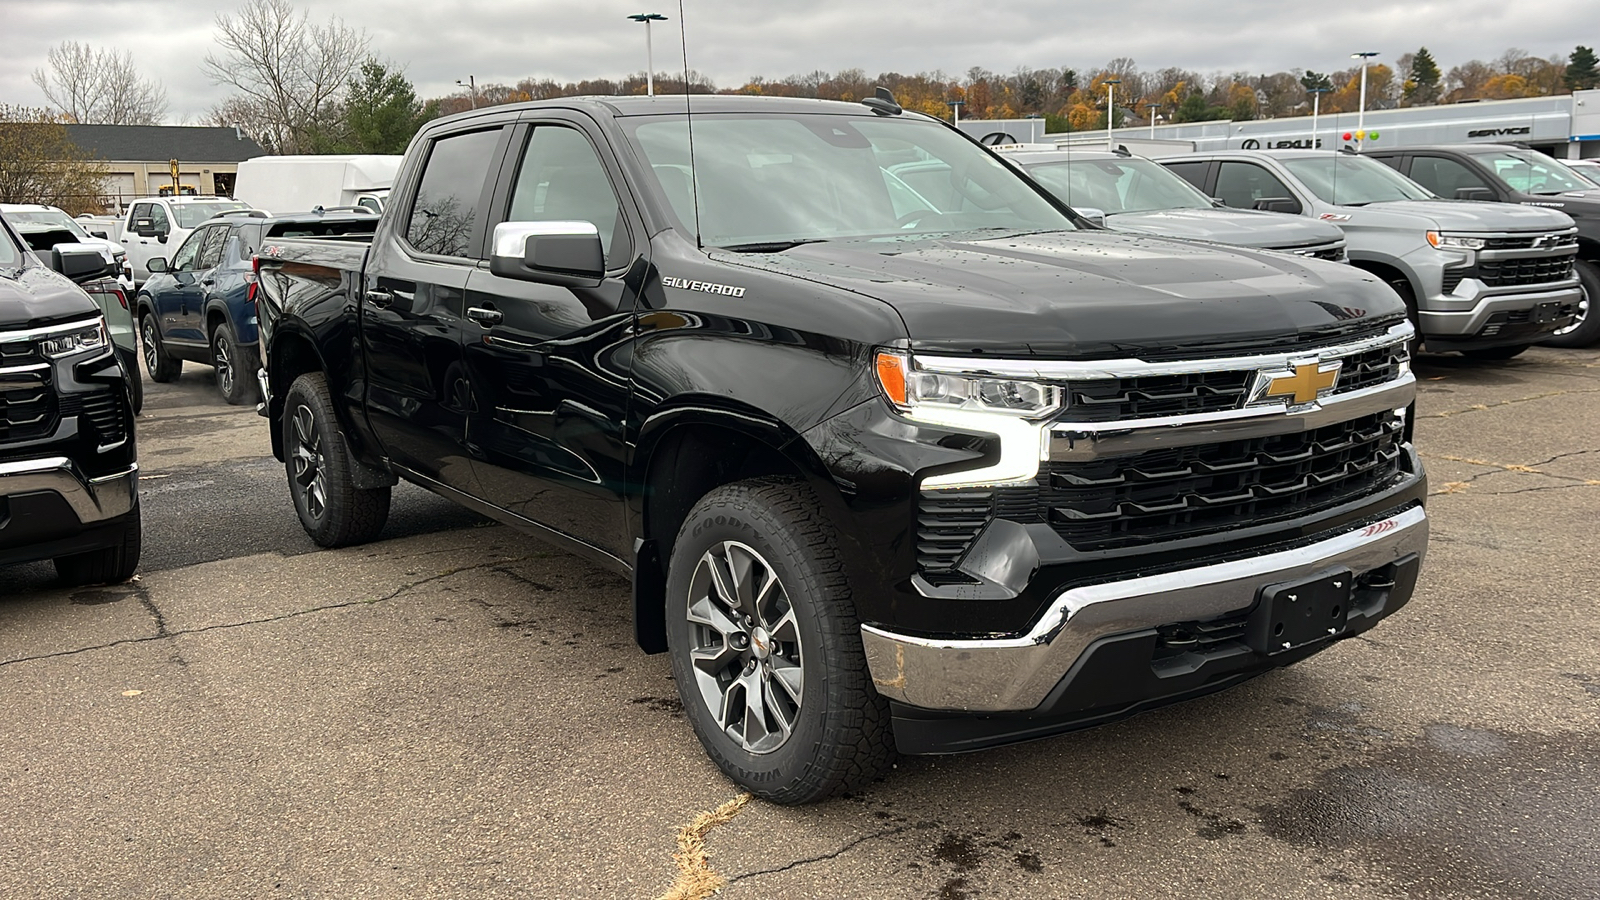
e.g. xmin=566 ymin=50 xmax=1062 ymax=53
xmin=255 ymin=95 xmax=1428 ymax=804
xmin=1 ymin=216 xmax=141 ymax=584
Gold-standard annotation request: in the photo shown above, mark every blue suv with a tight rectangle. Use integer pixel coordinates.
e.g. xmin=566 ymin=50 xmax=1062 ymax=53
xmin=137 ymin=210 xmax=378 ymax=403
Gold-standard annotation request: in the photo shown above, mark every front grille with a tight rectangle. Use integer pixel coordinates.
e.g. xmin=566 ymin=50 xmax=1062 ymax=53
xmin=1474 ymin=256 xmax=1576 ymax=287
xmin=1336 ymin=342 xmax=1409 ymax=393
xmin=917 ymin=490 xmax=992 ymax=581
xmin=0 ymin=338 xmax=44 ymax=368
xmin=1483 ymin=234 xmax=1578 ymax=251
xmin=1019 ymin=411 xmax=1407 ymax=552
xmin=1442 ymin=268 xmax=1467 ymax=294
xmin=1068 ymin=371 xmax=1251 ymax=423
xmin=1279 ymin=242 xmax=1346 ymax=262
xmin=0 ymin=375 xmax=56 ymax=442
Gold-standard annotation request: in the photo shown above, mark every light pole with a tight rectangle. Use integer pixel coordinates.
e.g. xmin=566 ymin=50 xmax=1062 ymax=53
xmin=1351 ymin=51 xmax=1379 ymax=147
xmin=456 ymin=75 xmax=476 ymax=109
xmin=1308 ymin=86 xmax=1330 ymax=149
xmin=628 ymin=13 xmax=668 ymax=96
xmin=1146 ymin=103 xmax=1159 ymax=139
xmin=1103 ymin=79 xmax=1121 ymax=151
xmin=946 ymin=100 xmax=964 ymax=128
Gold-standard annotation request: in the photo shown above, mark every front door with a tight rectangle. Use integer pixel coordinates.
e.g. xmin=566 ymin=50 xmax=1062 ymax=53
xmin=462 ymin=118 xmax=645 ymax=559
xmin=157 ymin=224 xmax=212 ymax=348
xmin=361 ymin=125 xmax=507 ymax=495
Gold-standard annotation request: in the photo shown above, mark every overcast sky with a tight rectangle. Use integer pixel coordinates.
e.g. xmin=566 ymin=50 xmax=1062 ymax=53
xmin=0 ymin=0 xmax=1586 ymax=122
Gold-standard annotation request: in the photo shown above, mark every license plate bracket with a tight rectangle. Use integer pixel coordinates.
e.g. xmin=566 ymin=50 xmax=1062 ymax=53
xmin=1535 ymin=301 xmax=1560 ymax=323
xmin=1247 ymin=567 xmax=1354 ymax=655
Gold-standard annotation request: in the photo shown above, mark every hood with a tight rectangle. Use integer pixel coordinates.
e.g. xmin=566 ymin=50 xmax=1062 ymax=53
xmin=1353 ymin=199 xmax=1574 ymax=232
xmin=714 ymin=230 xmax=1400 ymax=358
xmin=1107 ymin=208 xmax=1345 ymax=250
xmin=0 ymin=262 xmax=101 ymax=330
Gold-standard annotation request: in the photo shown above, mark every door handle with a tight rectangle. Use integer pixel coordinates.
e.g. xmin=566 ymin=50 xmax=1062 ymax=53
xmin=466 ymin=306 xmax=503 ymax=327
xmin=365 ymin=288 xmax=395 ymax=309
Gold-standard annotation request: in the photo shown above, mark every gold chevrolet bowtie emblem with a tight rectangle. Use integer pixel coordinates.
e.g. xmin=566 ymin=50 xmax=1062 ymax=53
xmin=1265 ymin=362 xmax=1341 ymax=404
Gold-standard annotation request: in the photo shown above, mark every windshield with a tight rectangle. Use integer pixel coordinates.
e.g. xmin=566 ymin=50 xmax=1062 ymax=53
xmin=1469 ymin=150 xmax=1595 ymax=195
xmin=173 ymin=201 xmax=252 ymax=228
xmin=1 ymin=208 xmax=90 ymax=240
xmin=0 ymin=220 xmax=22 ymax=268
xmin=622 ymin=114 xmax=1073 ymax=247
xmin=1281 ymin=155 xmax=1436 ymax=205
xmin=1022 ymin=157 xmax=1213 ymax=214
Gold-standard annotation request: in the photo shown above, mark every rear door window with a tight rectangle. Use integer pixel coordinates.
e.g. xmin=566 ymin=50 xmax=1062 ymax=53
xmin=1162 ymin=160 xmax=1211 ymax=192
xmin=197 ymin=224 xmax=230 ymax=269
xmin=1407 ymin=156 xmax=1493 ymax=199
xmin=405 ymin=128 xmax=504 ymax=259
xmin=1214 ymin=162 xmax=1301 ymax=212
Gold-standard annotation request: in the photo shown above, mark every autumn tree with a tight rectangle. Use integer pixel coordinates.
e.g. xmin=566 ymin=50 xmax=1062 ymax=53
xmin=1402 ymin=47 xmax=1441 ymax=106
xmin=30 ymin=41 xmax=168 ymax=125
xmin=1568 ymin=46 xmax=1600 ymax=91
xmin=0 ymin=106 xmax=110 ymax=214
xmin=202 ymin=0 xmax=370 ymax=153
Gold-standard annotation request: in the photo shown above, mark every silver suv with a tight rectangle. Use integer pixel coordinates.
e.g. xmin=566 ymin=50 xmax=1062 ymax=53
xmin=1161 ymin=150 xmax=1582 ymax=359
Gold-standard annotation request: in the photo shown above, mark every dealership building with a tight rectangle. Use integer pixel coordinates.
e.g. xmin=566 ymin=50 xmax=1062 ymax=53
xmin=962 ymin=89 xmax=1600 ymax=159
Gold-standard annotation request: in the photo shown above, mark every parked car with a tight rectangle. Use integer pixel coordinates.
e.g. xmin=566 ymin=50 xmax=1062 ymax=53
xmin=137 ymin=209 xmax=379 ymax=404
xmin=1363 ymin=144 xmax=1600 ymax=347
xmin=91 ymin=196 xmax=255 ymax=285
xmin=1 ymin=203 xmax=135 ymax=294
xmin=996 ymin=145 xmax=1348 ymax=259
xmin=0 ymin=215 xmax=141 ymax=585
xmin=255 ymin=94 xmax=1428 ymax=804
xmin=1564 ymin=158 xmax=1600 ymax=186
xmin=1161 ymin=149 xmax=1582 ymax=359
xmin=232 ymin=154 xmax=400 ymax=215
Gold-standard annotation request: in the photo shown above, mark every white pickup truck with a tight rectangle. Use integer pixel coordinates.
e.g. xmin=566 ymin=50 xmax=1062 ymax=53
xmin=81 ymin=196 xmax=254 ymax=285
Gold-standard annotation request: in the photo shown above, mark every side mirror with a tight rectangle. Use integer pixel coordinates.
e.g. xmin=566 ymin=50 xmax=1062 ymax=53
xmin=50 ymin=244 xmax=117 ymax=284
xmin=1454 ymin=187 xmax=1496 ymax=201
xmin=146 ymin=257 xmax=170 ymax=274
xmin=1073 ymin=207 xmax=1108 ymax=227
xmin=1211 ymin=197 xmax=1227 ymax=207
xmin=89 ymin=230 xmax=109 ymax=239
xmin=133 ymin=217 xmax=159 ymax=237
xmin=489 ymin=221 xmax=604 ymax=288
xmin=1252 ymin=197 xmax=1301 ymax=214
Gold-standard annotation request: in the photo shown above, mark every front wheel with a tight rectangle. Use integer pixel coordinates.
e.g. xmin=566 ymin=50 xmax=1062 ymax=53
xmin=666 ymin=478 xmax=895 ymax=805
xmin=284 ymin=372 xmax=390 ymax=547
xmin=55 ymin=506 xmax=141 ymax=586
xmin=1541 ymin=259 xmax=1600 ymax=348
xmin=140 ymin=311 xmax=181 ymax=383
xmin=211 ymin=323 xmax=260 ymax=405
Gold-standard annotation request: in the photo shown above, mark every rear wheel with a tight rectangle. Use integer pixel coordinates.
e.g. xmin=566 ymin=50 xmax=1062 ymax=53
xmin=140 ymin=311 xmax=180 ymax=383
xmin=55 ymin=505 xmax=141 ymax=586
xmin=284 ymin=372 xmax=390 ymax=547
xmin=211 ymin=322 xmax=259 ymax=405
xmin=666 ymin=478 xmax=896 ymax=805
xmin=1541 ymin=259 xmax=1600 ymax=348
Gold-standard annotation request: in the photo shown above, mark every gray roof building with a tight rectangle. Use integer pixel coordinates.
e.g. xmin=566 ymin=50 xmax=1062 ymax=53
xmin=64 ymin=124 xmax=265 ymax=163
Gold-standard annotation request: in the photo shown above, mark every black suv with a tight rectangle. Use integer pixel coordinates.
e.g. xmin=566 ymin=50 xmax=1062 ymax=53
xmin=0 ymin=216 xmax=141 ymax=584
xmin=1365 ymin=144 xmax=1600 ymax=347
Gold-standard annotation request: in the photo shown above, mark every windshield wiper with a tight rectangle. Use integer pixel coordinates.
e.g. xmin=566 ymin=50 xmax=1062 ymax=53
xmin=718 ymin=239 xmax=827 ymax=253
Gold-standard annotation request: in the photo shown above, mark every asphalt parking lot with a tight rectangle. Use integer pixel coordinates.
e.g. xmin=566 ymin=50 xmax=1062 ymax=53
xmin=2 ymin=345 xmax=1597 ymax=900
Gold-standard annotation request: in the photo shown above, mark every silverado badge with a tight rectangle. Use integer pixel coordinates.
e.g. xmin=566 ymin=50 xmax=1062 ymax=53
xmin=1250 ymin=360 xmax=1342 ymax=406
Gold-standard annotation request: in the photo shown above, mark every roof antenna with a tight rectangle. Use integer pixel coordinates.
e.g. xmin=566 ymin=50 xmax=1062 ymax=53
xmin=862 ymin=87 xmax=903 ymax=116
xmin=678 ymin=0 xmax=702 ymax=249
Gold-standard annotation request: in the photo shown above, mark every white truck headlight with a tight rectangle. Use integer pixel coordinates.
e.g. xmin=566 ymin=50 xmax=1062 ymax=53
xmin=39 ymin=320 xmax=109 ymax=358
xmin=1426 ymin=231 xmax=1485 ymax=251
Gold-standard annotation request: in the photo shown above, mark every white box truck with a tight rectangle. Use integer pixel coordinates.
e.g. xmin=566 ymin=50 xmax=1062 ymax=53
xmin=231 ymin=155 xmax=401 ymax=216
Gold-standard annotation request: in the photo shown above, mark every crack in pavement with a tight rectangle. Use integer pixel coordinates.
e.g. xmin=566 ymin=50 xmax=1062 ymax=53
xmin=1418 ymin=387 xmax=1600 ymax=419
xmin=1421 ymin=450 xmax=1600 ymax=496
xmin=726 ymin=826 xmax=912 ymax=883
xmin=0 ymin=557 xmax=534 ymax=669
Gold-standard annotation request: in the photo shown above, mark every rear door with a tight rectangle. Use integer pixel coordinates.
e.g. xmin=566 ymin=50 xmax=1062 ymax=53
xmin=1213 ymin=161 xmax=1303 ymax=214
xmin=361 ymin=123 xmax=510 ymax=495
xmin=461 ymin=116 xmax=647 ymax=560
xmin=155 ymin=224 xmax=215 ymax=347
xmin=191 ymin=223 xmax=232 ymax=341
xmin=1404 ymin=154 xmax=1502 ymax=201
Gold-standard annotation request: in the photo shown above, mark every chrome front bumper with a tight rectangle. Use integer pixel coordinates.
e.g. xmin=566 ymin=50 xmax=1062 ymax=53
xmin=0 ymin=457 xmax=138 ymax=525
xmin=862 ymin=504 xmax=1428 ymax=713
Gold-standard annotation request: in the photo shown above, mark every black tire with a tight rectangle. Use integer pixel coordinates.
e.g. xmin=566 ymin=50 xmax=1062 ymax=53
xmin=1541 ymin=259 xmax=1600 ymax=348
xmin=140 ymin=310 xmax=181 ymax=383
xmin=1462 ymin=344 xmax=1530 ymax=360
xmin=211 ymin=322 xmax=259 ymax=405
xmin=1388 ymin=278 xmax=1423 ymax=358
xmin=284 ymin=372 xmax=391 ymax=547
xmin=666 ymin=478 xmax=896 ymax=805
xmin=54 ymin=505 xmax=141 ymax=586
xmin=117 ymin=346 xmax=144 ymax=414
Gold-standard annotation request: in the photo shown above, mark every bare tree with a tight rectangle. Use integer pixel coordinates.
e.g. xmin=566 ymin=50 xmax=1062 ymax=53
xmin=30 ymin=42 xmax=168 ymax=125
xmin=0 ymin=105 xmax=111 ymax=213
xmin=202 ymin=0 xmax=369 ymax=154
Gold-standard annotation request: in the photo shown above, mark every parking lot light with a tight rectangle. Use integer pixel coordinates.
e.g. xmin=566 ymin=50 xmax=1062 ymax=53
xmin=628 ymin=13 xmax=669 ymax=97
xmin=1103 ymin=79 xmax=1121 ymax=151
xmin=1308 ymin=86 xmax=1331 ymax=149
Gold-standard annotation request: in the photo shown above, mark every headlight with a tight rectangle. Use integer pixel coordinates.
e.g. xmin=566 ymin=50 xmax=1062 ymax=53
xmin=876 ymin=351 xmax=1063 ymax=419
xmin=1426 ymin=231 xmax=1485 ymax=250
xmin=39 ymin=320 xmax=109 ymax=358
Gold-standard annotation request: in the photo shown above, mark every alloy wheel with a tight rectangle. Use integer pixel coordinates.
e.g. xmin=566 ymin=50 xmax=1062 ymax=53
xmin=1551 ymin=283 xmax=1589 ymax=338
xmin=685 ymin=540 xmax=805 ymax=754
xmin=141 ymin=317 xmax=159 ymax=372
xmin=215 ymin=334 xmax=234 ymax=395
xmin=289 ymin=403 xmax=328 ymax=522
